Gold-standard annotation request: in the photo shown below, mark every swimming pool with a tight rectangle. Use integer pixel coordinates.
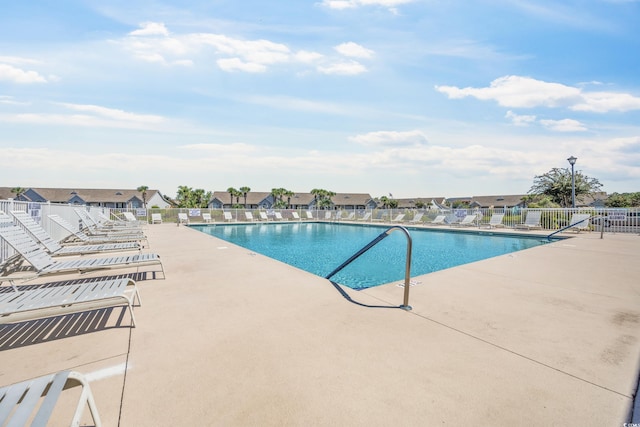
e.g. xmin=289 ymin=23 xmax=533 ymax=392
xmin=194 ymin=223 xmax=548 ymax=289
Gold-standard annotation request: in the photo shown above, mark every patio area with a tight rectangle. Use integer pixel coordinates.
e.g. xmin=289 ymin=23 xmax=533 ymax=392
xmin=2 ymin=222 xmax=640 ymax=426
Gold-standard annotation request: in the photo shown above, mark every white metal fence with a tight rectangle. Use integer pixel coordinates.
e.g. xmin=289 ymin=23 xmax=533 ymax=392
xmin=1 ymin=200 xmax=638 ymax=268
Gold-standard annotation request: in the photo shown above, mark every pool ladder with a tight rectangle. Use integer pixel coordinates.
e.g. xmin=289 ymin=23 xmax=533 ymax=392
xmin=325 ymin=225 xmax=414 ymax=310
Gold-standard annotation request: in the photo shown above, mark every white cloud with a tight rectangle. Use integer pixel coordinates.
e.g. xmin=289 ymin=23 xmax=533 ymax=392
xmin=334 ymin=42 xmax=374 ymax=58
xmin=58 ymin=103 xmax=164 ymax=123
xmin=349 ymin=130 xmax=428 ymax=147
xmin=539 ymin=118 xmax=587 ymax=132
xmin=318 ymin=60 xmax=367 ymax=75
xmin=505 ymin=110 xmax=536 ymax=126
xmin=436 ymin=75 xmax=640 ymax=113
xmin=129 ymin=22 xmax=170 ymax=37
xmin=217 ymin=58 xmax=267 ymax=73
xmin=0 ymin=63 xmax=47 ymax=84
xmin=320 ymin=0 xmax=414 ymax=11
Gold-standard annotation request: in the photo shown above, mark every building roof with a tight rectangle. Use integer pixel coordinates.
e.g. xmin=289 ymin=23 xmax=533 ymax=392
xmin=469 ymin=195 xmax=527 ymax=208
xmin=394 ymin=197 xmax=445 ymax=208
xmin=330 ymin=193 xmax=374 ymax=206
xmin=3 ymin=187 xmax=160 ymax=204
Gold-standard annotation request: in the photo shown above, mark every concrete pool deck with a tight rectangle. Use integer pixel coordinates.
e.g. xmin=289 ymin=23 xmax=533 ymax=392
xmin=1 ymin=222 xmax=639 ymax=425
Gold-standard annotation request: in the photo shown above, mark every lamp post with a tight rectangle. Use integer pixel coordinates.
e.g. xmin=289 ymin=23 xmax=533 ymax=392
xmin=567 ymin=156 xmax=577 ymax=208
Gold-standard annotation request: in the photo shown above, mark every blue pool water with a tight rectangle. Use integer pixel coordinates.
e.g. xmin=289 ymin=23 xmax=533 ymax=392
xmin=194 ymin=223 xmax=547 ymax=289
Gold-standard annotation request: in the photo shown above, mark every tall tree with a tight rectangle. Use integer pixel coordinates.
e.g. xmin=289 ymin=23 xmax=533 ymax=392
xmin=239 ymin=186 xmax=251 ymax=208
xmin=136 ymin=185 xmax=149 ymax=208
xmin=226 ymin=187 xmax=239 ymax=207
xmin=529 ymin=167 xmax=602 ymax=207
xmin=176 ymin=186 xmax=193 ymax=208
xmin=10 ymin=187 xmax=26 ymax=200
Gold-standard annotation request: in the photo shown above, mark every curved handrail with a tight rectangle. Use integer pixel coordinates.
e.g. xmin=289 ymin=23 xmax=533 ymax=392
xmin=325 ymin=225 xmax=413 ymax=310
xmin=546 ymin=215 xmax=605 ymax=241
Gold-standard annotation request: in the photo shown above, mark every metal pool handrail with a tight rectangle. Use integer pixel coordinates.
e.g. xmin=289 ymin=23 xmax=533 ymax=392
xmin=546 ymin=215 xmax=606 ymax=241
xmin=325 ymin=225 xmax=414 ymax=310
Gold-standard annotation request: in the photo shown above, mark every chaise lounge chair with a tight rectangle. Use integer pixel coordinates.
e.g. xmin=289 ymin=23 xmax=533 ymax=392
xmin=8 ymin=211 xmax=140 ymax=257
xmin=0 ymin=221 xmax=164 ymax=279
xmin=0 ymin=370 xmax=103 ymax=427
xmin=480 ymin=213 xmax=505 ymax=228
xmin=74 ymin=209 xmax=145 ymax=239
xmin=178 ymin=213 xmax=189 ymax=225
xmin=0 ymin=276 xmax=141 ymax=326
xmin=245 ymin=212 xmax=256 ymax=222
xmin=450 ymin=214 xmax=477 ymax=227
xmin=48 ymin=214 xmax=147 ymax=246
xmin=259 ymin=212 xmax=270 ymax=221
xmin=304 ymin=211 xmax=314 ymax=220
xmin=274 ymin=212 xmax=287 ymax=221
xmin=202 ymin=213 xmax=212 ymax=223
xmin=515 ymin=211 xmax=542 ymax=230
xmin=223 ymin=212 xmax=236 ymax=222
xmin=291 ymin=212 xmax=301 ymax=221
xmin=358 ymin=212 xmax=372 ymax=221
xmin=409 ymin=212 xmax=424 ymax=224
xmin=566 ymin=213 xmax=591 ymax=232
xmin=428 ymin=215 xmax=447 ymax=225
xmin=151 ymin=213 xmax=163 ymax=224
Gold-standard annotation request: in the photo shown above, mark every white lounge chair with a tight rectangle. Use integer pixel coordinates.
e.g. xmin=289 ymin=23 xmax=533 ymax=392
xmin=305 ymin=211 xmax=314 ymax=220
xmin=428 ymin=215 xmax=447 ymax=225
xmin=358 ymin=212 xmax=372 ymax=221
xmin=1 ymin=277 xmax=141 ymax=326
xmin=409 ymin=212 xmax=424 ymax=224
xmin=291 ymin=212 xmax=301 ymax=221
xmin=344 ymin=212 xmax=355 ymax=221
xmin=48 ymin=215 xmax=147 ymax=246
xmin=567 ymin=213 xmax=591 ymax=232
xmin=178 ymin=213 xmax=189 ymax=225
xmin=74 ymin=209 xmax=145 ymax=238
xmin=259 ymin=212 xmax=270 ymax=221
xmin=274 ymin=212 xmax=287 ymax=221
xmin=8 ymin=211 xmax=140 ymax=257
xmin=324 ymin=211 xmax=332 ymax=220
xmin=451 ymin=214 xmax=477 ymax=227
xmin=480 ymin=213 xmax=505 ymax=228
xmin=0 ymin=370 xmax=103 ymax=427
xmin=202 ymin=213 xmax=213 ymax=223
xmin=223 ymin=212 xmax=236 ymax=222
xmin=0 ymin=221 xmax=164 ymax=279
xmin=391 ymin=214 xmax=405 ymax=222
xmin=515 ymin=211 xmax=542 ymax=230
xmin=245 ymin=212 xmax=256 ymax=222
xmin=151 ymin=213 xmax=163 ymax=224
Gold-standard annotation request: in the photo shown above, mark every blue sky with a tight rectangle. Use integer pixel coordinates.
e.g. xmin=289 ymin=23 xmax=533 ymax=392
xmin=1 ymin=0 xmax=639 ymax=199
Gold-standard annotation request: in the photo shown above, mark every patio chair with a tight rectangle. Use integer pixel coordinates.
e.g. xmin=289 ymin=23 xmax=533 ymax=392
xmin=178 ymin=213 xmax=189 ymax=225
xmin=344 ymin=212 xmax=355 ymax=221
xmin=515 ymin=211 xmax=542 ymax=230
xmin=428 ymin=215 xmax=447 ymax=225
xmin=480 ymin=213 xmax=505 ymax=229
xmin=274 ymin=212 xmax=287 ymax=221
xmin=245 ymin=212 xmax=256 ymax=222
xmin=259 ymin=212 xmax=270 ymax=221
xmin=567 ymin=213 xmax=591 ymax=232
xmin=291 ymin=212 xmax=301 ymax=221
xmin=74 ymin=209 xmax=145 ymax=238
xmin=324 ymin=211 xmax=332 ymax=220
xmin=8 ymin=211 xmax=140 ymax=257
xmin=0 ymin=370 xmax=102 ymax=427
xmin=450 ymin=215 xmax=477 ymax=227
xmin=1 ymin=277 xmax=141 ymax=326
xmin=409 ymin=212 xmax=424 ymax=224
xmin=151 ymin=213 xmax=163 ymax=224
xmin=358 ymin=212 xmax=372 ymax=221
xmin=223 ymin=212 xmax=236 ymax=222
xmin=48 ymin=215 xmax=147 ymax=246
xmin=202 ymin=213 xmax=213 ymax=223
xmin=0 ymin=221 xmax=164 ymax=279
xmin=305 ymin=211 xmax=314 ymax=220
xmin=391 ymin=214 xmax=405 ymax=223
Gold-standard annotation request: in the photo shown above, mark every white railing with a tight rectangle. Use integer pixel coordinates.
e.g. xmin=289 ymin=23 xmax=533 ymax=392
xmin=1 ymin=201 xmax=638 ymax=268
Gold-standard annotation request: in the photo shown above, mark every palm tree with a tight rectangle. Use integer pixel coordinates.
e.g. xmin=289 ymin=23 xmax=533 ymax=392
xmin=227 ymin=187 xmax=239 ymax=207
xmin=176 ymin=186 xmax=193 ymax=208
xmin=137 ymin=185 xmax=149 ymax=208
xmin=283 ymin=189 xmax=295 ymax=208
xmin=10 ymin=187 xmax=26 ymax=200
xmin=379 ymin=196 xmax=390 ymax=208
xmin=239 ymin=186 xmax=251 ymax=208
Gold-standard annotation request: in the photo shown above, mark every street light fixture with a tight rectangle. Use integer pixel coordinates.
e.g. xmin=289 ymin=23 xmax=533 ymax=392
xmin=567 ymin=156 xmax=577 ymax=209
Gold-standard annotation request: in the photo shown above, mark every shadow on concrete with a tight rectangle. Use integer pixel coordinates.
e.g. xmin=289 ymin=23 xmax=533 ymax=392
xmin=328 ymin=280 xmax=404 ymax=309
xmin=0 ymin=307 xmax=131 ymax=351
